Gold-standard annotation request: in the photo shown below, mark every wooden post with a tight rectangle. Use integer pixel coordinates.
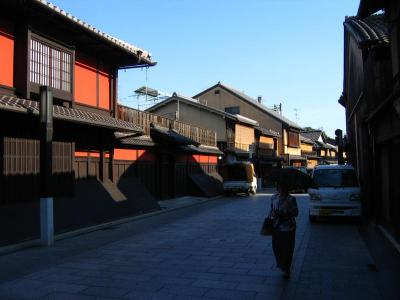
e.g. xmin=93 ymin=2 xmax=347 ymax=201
xmin=335 ymin=129 xmax=344 ymax=165
xmin=99 ymin=148 xmax=105 ymax=182
xmin=109 ymin=148 xmax=114 ymax=183
xmin=39 ymin=86 xmax=54 ymax=247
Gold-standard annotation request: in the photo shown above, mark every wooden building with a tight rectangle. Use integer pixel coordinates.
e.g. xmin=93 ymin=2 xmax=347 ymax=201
xmin=146 ymin=93 xmax=281 ymax=184
xmin=117 ymin=104 xmax=222 ymax=199
xmin=193 ymin=82 xmax=303 ymax=167
xmin=341 ymin=0 xmax=400 ymax=241
xmin=0 ymin=0 xmax=220 ymax=246
xmin=300 ymin=129 xmax=338 ymax=166
xmin=300 ymin=135 xmax=319 ymax=169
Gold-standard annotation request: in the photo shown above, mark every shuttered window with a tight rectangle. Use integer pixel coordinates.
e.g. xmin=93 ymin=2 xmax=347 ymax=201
xmin=30 ymin=38 xmax=72 ymax=92
xmin=288 ymin=131 xmax=299 ymax=147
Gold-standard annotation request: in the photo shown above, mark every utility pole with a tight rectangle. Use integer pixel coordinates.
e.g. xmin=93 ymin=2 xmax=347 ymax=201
xmin=39 ymin=86 xmax=54 ymax=246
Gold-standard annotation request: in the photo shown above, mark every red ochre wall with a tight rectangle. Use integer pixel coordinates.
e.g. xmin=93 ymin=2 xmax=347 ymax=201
xmin=0 ymin=19 xmax=14 ymax=88
xmin=75 ymin=149 xmax=157 ymax=161
xmin=177 ymin=154 xmax=218 ymax=164
xmin=114 ymin=149 xmax=156 ymax=161
xmin=75 ymin=151 xmax=217 ymax=164
xmin=74 ymin=52 xmax=111 ymax=110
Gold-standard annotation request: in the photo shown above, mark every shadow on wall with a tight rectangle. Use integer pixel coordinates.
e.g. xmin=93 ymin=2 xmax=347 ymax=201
xmin=0 ymin=145 xmax=222 ymax=247
xmin=0 ymin=174 xmax=159 ymax=247
xmin=172 ymin=152 xmax=223 ymax=198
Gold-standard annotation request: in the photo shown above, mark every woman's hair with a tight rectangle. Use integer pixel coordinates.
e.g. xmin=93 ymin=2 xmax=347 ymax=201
xmin=277 ymin=180 xmax=290 ymax=192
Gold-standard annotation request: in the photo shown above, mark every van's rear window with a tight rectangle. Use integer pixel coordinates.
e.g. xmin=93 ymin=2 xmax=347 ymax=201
xmin=313 ymin=169 xmax=358 ymax=188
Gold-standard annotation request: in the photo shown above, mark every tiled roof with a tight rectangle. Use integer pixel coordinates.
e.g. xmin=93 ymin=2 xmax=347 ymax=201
xmin=234 ymin=114 xmax=259 ymax=127
xmin=181 ymin=145 xmax=223 ymax=155
xmin=255 ymin=126 xmax=280 ymax=137
xmin=0 ymin=94 xmax=143 ymax=133
xmin=316 ymin=141 xmax=337 ymax=151
xmin=147 ymin=93 xmax=260 ymax=127
xmin=32 ymin=0 xmax=154 ymax=65
xmin=195 ymin=82 xmax=301 ymax=130
xmin=300 ymin=130 xmax=322 ymax=143
xmin=146 ymin=93 xmax=228 ymax=118
xmin=344 ymin=14 xmax=389 ymax=48
xmin=301 ymin=129 xmax=337 ymax=150
xmin=116 ymin=133 xmax=222 ymax=153
xmin=118 ymin=135 xmax=157 ymax=147
xmin=150 ymin=124 xmax=200 ymax=147
xmin=357 ymin=0 xmax=383 ymax=18
xmin=325 ymin=137 xmax=337 ymax=146
xmin=300 ymin=134 xmax=314 ymax=144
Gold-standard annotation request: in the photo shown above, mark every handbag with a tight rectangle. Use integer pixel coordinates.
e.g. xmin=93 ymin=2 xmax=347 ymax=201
xmin=260 ymin=198 xmax=274 ymax=236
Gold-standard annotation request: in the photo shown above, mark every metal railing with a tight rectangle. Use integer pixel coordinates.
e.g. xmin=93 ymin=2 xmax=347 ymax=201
xmin=117 ymin=105 xmax=217 ymax=147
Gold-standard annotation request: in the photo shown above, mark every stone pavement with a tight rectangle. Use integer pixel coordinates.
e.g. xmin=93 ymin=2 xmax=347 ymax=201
xmin=0 ymin=193 xmax=396 ymax=300
xmin=158 ymin=196 xmax=216 ymax=210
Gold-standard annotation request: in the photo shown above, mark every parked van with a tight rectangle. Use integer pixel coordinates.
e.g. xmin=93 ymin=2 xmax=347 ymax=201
xmin=308 ymin=165 xmax=361 ymax=221
xmin=221 ymin=162 xmax=257 ymax=196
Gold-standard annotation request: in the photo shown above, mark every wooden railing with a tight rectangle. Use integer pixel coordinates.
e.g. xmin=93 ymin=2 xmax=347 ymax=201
xmin=226 ymin=142 xmax=251 ymax=152
xmin=258 ymin=148 xmax=277 ymax=157
xmin=301 ymin=150 xmax=318 ymax=157
xmin=117 ymin=105 xmax=217 ymax=147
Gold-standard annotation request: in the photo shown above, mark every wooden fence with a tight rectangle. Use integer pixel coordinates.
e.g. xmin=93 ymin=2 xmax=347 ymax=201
xmin=117 ymin=105 xmax=217 ymax=147
xmin=1 ymin=137 xmax=74 ymax=204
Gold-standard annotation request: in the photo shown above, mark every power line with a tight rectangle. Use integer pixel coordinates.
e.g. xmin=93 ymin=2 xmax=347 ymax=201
xmin=294 ymin=108 xmax=299 ymax=123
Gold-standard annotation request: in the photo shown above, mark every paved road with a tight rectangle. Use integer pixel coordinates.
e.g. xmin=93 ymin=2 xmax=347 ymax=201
xmin=0 ymin=193 xmax=391 ymax=299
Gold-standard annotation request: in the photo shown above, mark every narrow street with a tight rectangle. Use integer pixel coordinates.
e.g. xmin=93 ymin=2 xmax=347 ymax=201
xmin=0 ymin=193 xmax=396 ymax=300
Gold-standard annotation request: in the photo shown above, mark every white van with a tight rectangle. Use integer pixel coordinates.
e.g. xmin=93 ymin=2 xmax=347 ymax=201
xmin=221 ymin=162 xmax=257 ymax=196
xmin=308 ymin=165 xmax=361 ymax=221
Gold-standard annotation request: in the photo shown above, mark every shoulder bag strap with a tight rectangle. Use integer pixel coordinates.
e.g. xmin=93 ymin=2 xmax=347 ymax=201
xmin=268 ymin=195 xmax=274 ymax=217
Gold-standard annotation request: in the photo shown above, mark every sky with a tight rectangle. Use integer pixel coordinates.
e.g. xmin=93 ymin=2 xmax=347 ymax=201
xmin=51 ymin=0 xmax=359 ymax=137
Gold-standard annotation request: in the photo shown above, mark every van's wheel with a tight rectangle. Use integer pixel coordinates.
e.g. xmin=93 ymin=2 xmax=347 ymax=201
xmin=309 ymin=215 xmax=316 ymax=222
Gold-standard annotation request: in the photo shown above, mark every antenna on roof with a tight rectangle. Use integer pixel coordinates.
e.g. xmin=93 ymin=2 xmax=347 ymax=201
xmin=271 ymin=103 xmax=282 ymax=115
xmin=122 ymin=85 xmax=170 ymax=110
xmin=294 ymin=108 xmax=299 ymax=123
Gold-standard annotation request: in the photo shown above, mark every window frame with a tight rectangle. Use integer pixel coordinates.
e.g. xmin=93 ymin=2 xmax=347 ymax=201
xmin=28 ymin=31 xmax=75 ymax=102
xmin=224 ymin=106 xmax=240 ymax=115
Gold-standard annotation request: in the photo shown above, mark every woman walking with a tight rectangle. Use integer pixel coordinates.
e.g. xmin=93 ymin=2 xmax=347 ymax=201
xmin=270 ymin=181 xmax=298 ymax=278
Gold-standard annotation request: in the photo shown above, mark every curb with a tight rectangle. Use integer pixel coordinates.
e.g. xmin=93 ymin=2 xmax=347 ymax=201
xmin=0 ymin=194 xmax=224 ymax=256
xmin=377 ymin=225 xmax=400 ymax=255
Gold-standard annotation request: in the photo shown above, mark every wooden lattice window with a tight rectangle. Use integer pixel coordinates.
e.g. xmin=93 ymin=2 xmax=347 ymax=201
xmin=29 ymin=38 xmax=72 ymax=93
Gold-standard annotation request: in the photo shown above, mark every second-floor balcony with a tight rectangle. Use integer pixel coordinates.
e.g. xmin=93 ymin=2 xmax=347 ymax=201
xmin=301 ymin=150 xmax=318 ymax=157
xmin=256 ymin=142 xmax=277 ymax=158
xmin=257 ymin=148 xmax=277 ymax=157
xmin=117 ymin=105 xmax=217 ymax=147
xmin=225 ymin=141 xmax=277 ymax=158
xmin=226 ymin=142 xmax=251 ymax=153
